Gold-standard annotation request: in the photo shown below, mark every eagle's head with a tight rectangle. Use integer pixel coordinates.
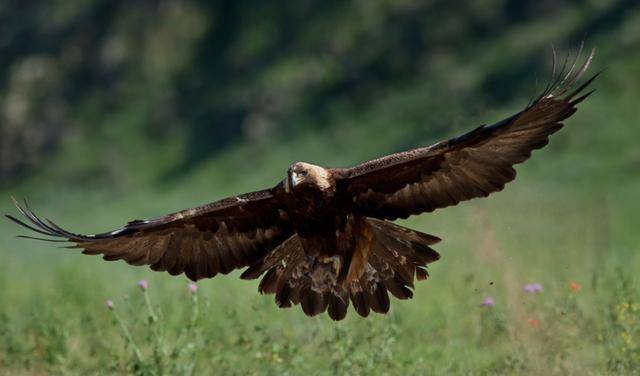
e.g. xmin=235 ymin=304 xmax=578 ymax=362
xmin=285 ymin=162 xmax=333 ymax=193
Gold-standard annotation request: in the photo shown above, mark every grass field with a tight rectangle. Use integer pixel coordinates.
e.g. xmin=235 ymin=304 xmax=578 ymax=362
xmin=2 ymin=11 xmax=640 ymax=374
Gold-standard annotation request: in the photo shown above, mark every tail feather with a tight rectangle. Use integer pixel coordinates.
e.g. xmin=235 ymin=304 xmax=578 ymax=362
xmin=384 ymin=273 xmax=415 ymax=300
xmin=243 ymin=217 xmax=441 ymax=320
xmin=368 ymin=282 xmax=390 ymax=314
xmin=327 ymin=294 xmax=348 ymax=320
xmin=275 ymin=283 xmax=293 ymax=308
xmin=416 ymin=266 xmax=430 ymax=281
xmin=300 ymin=288 xmax=327 ymax=316
xmin=351 ymin=290 xmax=370 ymax=317
xmin=258 ymin=267 xmax=279 ymax=294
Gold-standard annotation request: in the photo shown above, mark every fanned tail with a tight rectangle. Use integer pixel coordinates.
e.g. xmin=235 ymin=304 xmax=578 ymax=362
xmin=241 ymin=217 xmax=440 ymax=321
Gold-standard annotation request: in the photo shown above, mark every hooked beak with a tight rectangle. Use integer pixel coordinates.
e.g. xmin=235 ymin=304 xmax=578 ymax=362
xmin=286 ymin=172 xmax=302 ymax=192
xmin=285 ymin=173 xmax=294 ymax=193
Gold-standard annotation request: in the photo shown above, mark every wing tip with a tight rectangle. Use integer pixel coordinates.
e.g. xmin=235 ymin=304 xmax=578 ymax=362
xmin=550 ymin=45 xmax=597 ymax=100
xmin=7 ymin=196 xmax=132 ymax=242
xmin=7 ymin=197 xmax=80 ymax=242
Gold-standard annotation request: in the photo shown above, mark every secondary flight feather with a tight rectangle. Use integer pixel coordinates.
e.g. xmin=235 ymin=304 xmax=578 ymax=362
xmin=7 ymin=48 xmax=597 ymax=320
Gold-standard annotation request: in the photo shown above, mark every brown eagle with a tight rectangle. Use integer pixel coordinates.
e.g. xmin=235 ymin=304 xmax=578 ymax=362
xmin=7 ymin=49 xmax=596 ymax=320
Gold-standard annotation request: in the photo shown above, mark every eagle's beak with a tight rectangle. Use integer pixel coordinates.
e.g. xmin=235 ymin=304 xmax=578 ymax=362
xmin=286 ymin=172 xmax=304 ymax=192
xmin=291 ymin=173 xmax=302 ymax=188
xmin=285 ymin=173 xmax=294 ymax=193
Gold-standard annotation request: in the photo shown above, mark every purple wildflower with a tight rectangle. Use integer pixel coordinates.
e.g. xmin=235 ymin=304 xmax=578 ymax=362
xmin=188 ymin=282 xmax=198 ymax=295
xmin=524 ymin=283 xmax=543 ymax=293
xmin=137 ymin=280 xmax=148 ymax=291
xmin=106 ymin=299 xmax=114 ymax=310
xmin=482 ymin=296 xmax=495 ymax=308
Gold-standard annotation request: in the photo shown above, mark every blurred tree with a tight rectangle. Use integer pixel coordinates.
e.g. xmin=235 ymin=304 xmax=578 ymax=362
xmin=0 ymin=0 xmax=636 ymax=185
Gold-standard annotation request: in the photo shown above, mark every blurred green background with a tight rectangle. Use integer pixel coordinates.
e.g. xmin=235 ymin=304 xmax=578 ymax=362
xmin=1 ymin=1 xmax=639 ymax=374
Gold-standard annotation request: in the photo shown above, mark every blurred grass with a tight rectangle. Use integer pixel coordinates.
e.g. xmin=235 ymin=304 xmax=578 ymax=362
xmin=1 ymin=2 xmax=640 ymax=375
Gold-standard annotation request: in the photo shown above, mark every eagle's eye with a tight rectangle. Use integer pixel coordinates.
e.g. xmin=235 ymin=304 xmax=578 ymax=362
xmin=299 ymin=170 xmax=308 ymax=176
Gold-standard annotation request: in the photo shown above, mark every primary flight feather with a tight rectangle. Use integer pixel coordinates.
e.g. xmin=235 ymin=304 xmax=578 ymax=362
xmin=7 ymin=48 xmax=597 ymax=320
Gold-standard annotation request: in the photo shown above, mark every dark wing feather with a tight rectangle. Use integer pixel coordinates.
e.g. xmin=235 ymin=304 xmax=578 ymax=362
xmin=335 ymin=49 xmax=597 ymax=220
xmin=6 ymin=186 xmax=292 ymax=281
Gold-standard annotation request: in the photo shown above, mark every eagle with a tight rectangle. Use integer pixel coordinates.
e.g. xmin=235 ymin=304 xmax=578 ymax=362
xmin=7 ymin=49 xmax=596 ymax=321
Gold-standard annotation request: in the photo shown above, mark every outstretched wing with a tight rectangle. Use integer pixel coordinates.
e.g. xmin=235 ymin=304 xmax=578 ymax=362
xmin=6 ymin=186 xmax=292 ymax=281
xmin=336 ymin=48 xmax=597 ymax=220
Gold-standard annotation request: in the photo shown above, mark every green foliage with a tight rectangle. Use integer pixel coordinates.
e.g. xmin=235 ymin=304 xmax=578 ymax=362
xmin=604 ymin=271 xmax=640 ymax=373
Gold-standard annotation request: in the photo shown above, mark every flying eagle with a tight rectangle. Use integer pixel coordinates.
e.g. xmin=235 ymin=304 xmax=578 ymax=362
xmin=7 ymin=49 xmax=596 ymax=320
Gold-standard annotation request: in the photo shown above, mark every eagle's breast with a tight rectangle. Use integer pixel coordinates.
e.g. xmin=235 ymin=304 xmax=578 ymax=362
xmin=284 ymin=183 xmax=340 ymax=236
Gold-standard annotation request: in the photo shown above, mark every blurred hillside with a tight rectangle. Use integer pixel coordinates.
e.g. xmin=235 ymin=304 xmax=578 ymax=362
xmin=1 ymin=0 xmax=638 ymax=194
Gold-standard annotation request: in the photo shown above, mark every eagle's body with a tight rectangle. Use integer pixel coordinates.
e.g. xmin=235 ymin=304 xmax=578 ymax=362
xmin=7 ymin=49 xmax=597 ymax=320
xmin=242 ymin=162 xmax=442 ymax=317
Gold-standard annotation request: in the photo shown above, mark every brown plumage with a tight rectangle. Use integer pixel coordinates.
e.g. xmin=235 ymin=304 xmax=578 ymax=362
xmin=6 ymin=48 xmax=597 ymax=320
